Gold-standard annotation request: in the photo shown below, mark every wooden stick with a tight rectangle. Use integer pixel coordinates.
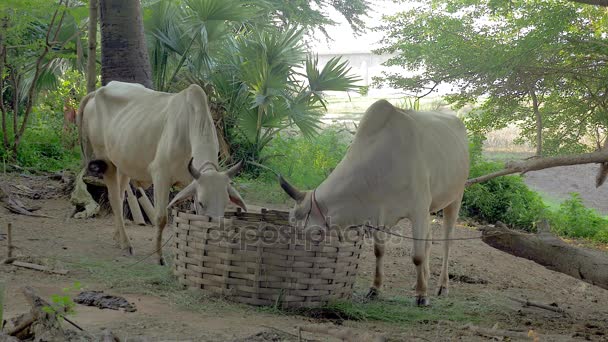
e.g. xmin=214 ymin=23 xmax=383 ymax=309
xmin=6 ymin=222 xmax=13 ymax=258
xmin=125 ymin=185 xmax=145 ymax=226
xmin=508 ymin=296 xmax=565 ymax=314
xmin=137 ymin=187 xmax=156 ymax=225
xmin=12 ymin=261 xmax=68 ymax=275
xmin=0 ymin=280 xmax=4 ymax=327
xmin=7 ymin=313 xmax=35 ymax=336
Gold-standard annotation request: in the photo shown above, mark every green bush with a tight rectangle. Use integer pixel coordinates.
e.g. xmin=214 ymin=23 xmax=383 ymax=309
xmin=261 ymin=127 xmax=351 ymax=189
xmin=548 ymin=193 xmax=608 ymax=243
xmin=462 ymin=161 xmax=547 ymax=231
xmin=0 ymin=70 xmax=84 ymax=172
xmin=234 ymin=126 xmax=351 ymax=204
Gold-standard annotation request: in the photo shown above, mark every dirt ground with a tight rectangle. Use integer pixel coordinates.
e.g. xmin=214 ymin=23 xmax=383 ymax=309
xmin=524 ymin=163 xmax=608 ymax=215
xmin=1 ymin=174 xmax=607 ymax=341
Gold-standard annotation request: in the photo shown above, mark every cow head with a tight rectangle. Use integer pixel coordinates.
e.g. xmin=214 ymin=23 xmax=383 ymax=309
xmin=279 ymin=175 xmax=327 ymax=229
xmin=168 ymin=158 xmax=247 ymax=217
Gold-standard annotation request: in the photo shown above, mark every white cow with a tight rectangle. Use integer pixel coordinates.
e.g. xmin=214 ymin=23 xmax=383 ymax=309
xmin=279 ymin=99 xmax=469 ymax=306
xmin=77 ymin=81 xmax=247 ymax=264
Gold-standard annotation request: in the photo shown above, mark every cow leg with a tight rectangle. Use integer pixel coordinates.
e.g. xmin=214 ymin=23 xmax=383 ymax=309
xmin=152 ymin=175 xmax=170 ymax=266
xmin=105 ymin=165 xmax=133 ymax=255
xmin=116 ymin=172 xmax=132 ymax=253
xmin=366 ymin=231 xmax=385 ymax=300
xmin=423 ymin=229 xmax=432 ymax=290
xmin=437 ymin=197 xmax=462 ymax=296
xmin=411 ymin=210 xmax=431 ymax=306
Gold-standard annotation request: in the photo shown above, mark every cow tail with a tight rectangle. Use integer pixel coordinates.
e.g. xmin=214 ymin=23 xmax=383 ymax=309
xmin=76 ymin=91 xmax=95 ymax=166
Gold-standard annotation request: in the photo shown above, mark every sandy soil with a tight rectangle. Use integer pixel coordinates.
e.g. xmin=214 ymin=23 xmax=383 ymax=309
xmin=524 ymin=163 xmax=608 ymax=215
xmin=1 ymin=174 xmax=607 ymax=341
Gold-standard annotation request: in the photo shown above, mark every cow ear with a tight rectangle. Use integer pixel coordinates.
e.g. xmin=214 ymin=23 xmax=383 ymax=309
xmin=167 ymin=182 xmax=196 ymax=209
xmin=228 ymin=184 xmax=247 ymax=212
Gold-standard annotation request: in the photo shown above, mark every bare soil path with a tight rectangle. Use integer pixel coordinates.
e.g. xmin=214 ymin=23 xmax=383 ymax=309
xmin=524 ymin=163 xmax=608 ymax=215
xmin=1 ymin=174 xmax=607 ymax=341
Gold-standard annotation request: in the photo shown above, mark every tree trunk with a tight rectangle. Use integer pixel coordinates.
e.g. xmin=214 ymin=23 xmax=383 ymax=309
xmin=530 ymin=89 xmax=542 ymax=157
xmin=480 ymin=220 xmax=608 ymax=290
xmin=99 ymin=0 xmax=152 ymax=88
xmin=87 ymin=0 xmax=98 ymax=93
xmin=596 ymin=137 xmax=608 ymax=187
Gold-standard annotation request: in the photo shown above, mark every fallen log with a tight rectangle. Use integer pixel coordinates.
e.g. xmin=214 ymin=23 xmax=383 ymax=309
xmin=19 ymin=286 xmax=68 ymax=341
xmin=480 ymin=220 xmax=608 ymax=290
xmin=0 ymin=184 xmax=54 ymax=218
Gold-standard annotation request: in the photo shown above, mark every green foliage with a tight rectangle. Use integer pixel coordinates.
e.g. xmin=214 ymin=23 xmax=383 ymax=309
xmin=0 ymin=70 xmax=84 ymax=171
xmin=42 ymin=282 xmax=82 ymax=318
xmin=462 ymin=161 xmax=547 ymax=231
xmin=548 ymin=193 xmax=608 ymax=243
xmin=263 ymin=127 xmax=351 ymax=189
xmin=375 ymin=0 xmax=608 ymax=156
xmin=1 ymin=0 xmax=89 ymax=159
xmin=357 ymin=85 xmax=369 ymax=96
xmin=145 ymin=0 xmax=361 ymax=164
xmin=232 ymin=127 xmax=351 ymax=204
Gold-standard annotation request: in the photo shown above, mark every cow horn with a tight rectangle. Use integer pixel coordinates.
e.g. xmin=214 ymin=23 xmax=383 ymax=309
xmin=279 ymin=175 xmax=305 ymax=202
xmin=188 ymin=158 xmax=201 ymax=180
xmin=225 ymin=160 xmax=244 ymax=179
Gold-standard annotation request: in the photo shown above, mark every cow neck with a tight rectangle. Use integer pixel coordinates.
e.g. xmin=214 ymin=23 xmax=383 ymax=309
xmin=305 ymin=189 xmax=330 ymax=230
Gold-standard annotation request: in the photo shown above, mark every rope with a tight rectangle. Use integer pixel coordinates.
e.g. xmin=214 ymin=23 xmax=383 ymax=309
xmin=362 ymin=224 xmax=502 ymax=242
xmin=123 ymin=233 xmax=174 ymax=268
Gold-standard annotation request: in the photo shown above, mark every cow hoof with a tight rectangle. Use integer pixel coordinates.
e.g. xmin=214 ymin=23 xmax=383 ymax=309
xmin=366 ymin=288 xmax=379 ymax=300
xmin=437 ymin=286 xmax=449 ymax=296
xmin=415 ymin=296 xmax=430 ymax=307
xmin=159 ymin=257 xmax=166 ymax=266
xmin=122 ymin=246 xmax=134 ymax=256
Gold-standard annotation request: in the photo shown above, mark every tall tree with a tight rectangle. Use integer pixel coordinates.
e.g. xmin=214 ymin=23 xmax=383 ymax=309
xmin=375 ymin=0 xmax=608 ymax=157
xmin=99 ymin=0 xmax=152 ymax=88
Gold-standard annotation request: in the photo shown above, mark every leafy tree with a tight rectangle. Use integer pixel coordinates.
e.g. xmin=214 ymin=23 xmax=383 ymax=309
xmin=0 ymin=0 xmax=87 ymax=159
xmin=144 ymin=0 xmax=361 ymax=164
xmin=375 ymin=0 xmax=608 ymax=156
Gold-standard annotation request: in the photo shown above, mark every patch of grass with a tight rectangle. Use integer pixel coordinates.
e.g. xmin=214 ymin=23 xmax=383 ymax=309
xmin=272 ymin=294 xmax=491 ymax=324
xmin=306 ymin=294 xmax=490 ymax=325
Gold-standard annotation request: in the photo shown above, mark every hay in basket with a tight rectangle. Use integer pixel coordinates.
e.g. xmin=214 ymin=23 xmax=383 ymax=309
xmin=171 ymin=208 xmax=364 ymax=308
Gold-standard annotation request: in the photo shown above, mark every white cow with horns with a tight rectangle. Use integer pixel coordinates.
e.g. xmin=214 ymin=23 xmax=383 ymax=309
xmin=77 ymin=81 xmax=247 ymax=265
xmin=279 ymin=99 xmax=469 ymax=306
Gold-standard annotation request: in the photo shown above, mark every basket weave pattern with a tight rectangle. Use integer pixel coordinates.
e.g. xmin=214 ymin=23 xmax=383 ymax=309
xmin=172 ymin=209 xmax=363 ymax=308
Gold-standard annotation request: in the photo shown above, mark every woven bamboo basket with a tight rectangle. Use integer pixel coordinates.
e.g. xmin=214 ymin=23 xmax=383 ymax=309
xmin=171 ymin=208 xmax=364 ymax=308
